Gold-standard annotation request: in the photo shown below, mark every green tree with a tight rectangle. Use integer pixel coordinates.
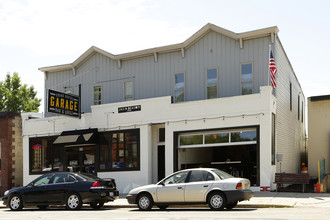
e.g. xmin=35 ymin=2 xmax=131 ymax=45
xmin=0 ymin=72 xmax=41 ymax=113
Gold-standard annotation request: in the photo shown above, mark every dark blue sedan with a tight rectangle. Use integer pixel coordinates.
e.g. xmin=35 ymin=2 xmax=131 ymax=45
xmin=2 ymin=172 xmax=119 ymax=211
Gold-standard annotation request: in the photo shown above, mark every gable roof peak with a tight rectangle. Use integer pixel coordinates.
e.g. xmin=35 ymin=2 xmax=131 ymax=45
xmin=39 ymin=23 xmax=279 ymax=73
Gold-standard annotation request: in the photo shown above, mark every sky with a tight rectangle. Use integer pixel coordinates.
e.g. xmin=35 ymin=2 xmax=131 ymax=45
xmin=1 ymin=0 xmax=330 ymax=113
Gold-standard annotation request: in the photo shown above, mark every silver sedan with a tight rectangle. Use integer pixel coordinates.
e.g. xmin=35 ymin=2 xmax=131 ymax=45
xmin=126 ymin=168 xmax=253 ymax=211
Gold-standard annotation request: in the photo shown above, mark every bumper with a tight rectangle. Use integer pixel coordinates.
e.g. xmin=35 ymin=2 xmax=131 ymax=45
xmin=2 ymin=196 xmax=9 ymax=207
xmin=223 ymin=189 xmax=253 ymax=204
xmin=82 ymin=189 xmax=120 ymax=203
xmin=126 ymin=194 xmax=137 ymax=204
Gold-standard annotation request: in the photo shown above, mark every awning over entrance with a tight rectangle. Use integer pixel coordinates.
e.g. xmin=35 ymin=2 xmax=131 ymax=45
xmin=53 ymin=128 xmax=98 ymax=147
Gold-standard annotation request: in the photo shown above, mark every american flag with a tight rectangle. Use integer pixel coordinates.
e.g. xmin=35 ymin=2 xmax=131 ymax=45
xmin=269 ymin=50 xmax=277 ymax=89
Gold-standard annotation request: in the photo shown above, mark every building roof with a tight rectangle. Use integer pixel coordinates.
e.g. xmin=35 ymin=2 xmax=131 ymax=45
xmin=309 ymin=95 xmax=330 ymax=102
xmin=39 ymin=23 xmax=279 ymax=73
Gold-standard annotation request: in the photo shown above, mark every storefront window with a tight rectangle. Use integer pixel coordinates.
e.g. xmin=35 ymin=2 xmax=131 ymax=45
xmin=30 ymin=137 xmax=55 ymax=173
xmin=231 ymin=130 xmax=257 ymax=142
xmin=180 ymin=135 xmax=203 ymax=146
xmin=99 ymin=129 xmax=140 ymax=171
xmin=205 ymin=133 xmax=229 ymax=144
xmin=179 ymin=128 xmax=257 ymax=148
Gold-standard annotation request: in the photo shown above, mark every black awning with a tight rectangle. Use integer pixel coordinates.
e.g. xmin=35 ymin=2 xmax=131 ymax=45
xmin=53 ymin=128 xmax=98 ymax=147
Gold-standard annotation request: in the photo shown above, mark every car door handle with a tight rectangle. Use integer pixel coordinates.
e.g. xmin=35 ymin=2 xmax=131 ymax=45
xmin=177 ymin=187 xmax=183 ymax=190
xmin=203 ymin=185 xmax=209 ymax=187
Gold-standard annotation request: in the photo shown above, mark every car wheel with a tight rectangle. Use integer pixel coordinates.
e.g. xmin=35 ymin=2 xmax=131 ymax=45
xmin=9 ymin=194 xmax=23 ymax=211
xmin=37 ymin=205 xmax=49 ymax=210
xmin=157 ymin=205 xmax=168 ymax=210
xmin=137 ymin=193 xmax=154 ymax=211
xmin=226 ymin=201 xmax=238 ymax=210
xmin=90 ymin=202 xmax=104 ymax=209
xmin=66 ymin=193 xmax=82 ymax=210
xmin=208 ymin=192 xmax=226 ymax=211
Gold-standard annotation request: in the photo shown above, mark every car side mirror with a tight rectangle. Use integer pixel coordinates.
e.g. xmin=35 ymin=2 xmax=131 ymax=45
xmin=159 ymin=181 xmax=165 ymax=186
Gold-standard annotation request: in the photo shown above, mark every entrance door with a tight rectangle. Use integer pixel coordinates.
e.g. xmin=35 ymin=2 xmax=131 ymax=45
xmin=66 ymin=146 xmax=97 ymax=174
xmin=158 ymin=145 xmax=165 ymax=181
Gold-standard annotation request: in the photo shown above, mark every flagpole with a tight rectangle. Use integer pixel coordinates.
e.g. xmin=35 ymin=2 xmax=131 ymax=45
xmin=268 ymin=44 xmax=271 ymax=87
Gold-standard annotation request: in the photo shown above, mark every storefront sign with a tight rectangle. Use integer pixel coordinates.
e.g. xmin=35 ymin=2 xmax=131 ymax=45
xmin=48 ymin=89 xmax=80 ymax=117
xmin=32 ymin=144 xmax=42 ymax=150
xmin=118 ymin=105 xmax=141 ymax=113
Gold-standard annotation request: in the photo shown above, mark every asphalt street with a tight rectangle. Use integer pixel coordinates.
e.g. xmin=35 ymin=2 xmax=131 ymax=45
xmin=1 ymin=207 xmax=330 ymax=220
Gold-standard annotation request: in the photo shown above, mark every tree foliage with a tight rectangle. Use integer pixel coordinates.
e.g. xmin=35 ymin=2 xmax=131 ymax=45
xmin=0 ymin=72 xmax=41 ymax=113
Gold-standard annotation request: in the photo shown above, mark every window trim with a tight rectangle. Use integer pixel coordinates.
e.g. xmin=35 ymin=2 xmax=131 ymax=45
xmin=301 ymin=100 xmax=304 ymax=123
xmin=240 ymin=63 xmax=253 ymax=95
xmin=124 ymin=80 xmax=135 ymax=101
xmin=271 ymin=113 xmax=276 ymax=165
xmin=298 ymin=95 xmax=300 ymax=120
xmin=29 ymin=136 xmax=57 ymax=175
xmin=98 ymin=129 xmax=140 ymax=172
xmin=93 ymin=85 xmax=102 ymax=105
xmin=174 ymin=72 xmax=185 ymax=103
xmin=178 ymin=128 xmax=257 ymax=149
xmin=289 ymin=83 xmax=292 ymax=111
xmin=206 ymin=68 xmax=218 ymax=99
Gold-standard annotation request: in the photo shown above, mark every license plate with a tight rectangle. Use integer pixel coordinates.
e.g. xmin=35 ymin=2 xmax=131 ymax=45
xmin=109 ymin=192 xmax=114 ymax=197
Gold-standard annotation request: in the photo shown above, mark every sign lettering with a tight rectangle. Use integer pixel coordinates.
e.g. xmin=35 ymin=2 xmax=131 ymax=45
xmin=48 ymin=89 xmax=80 ymax=117
xmin=118 ymin=105 xmax=141 ymax=113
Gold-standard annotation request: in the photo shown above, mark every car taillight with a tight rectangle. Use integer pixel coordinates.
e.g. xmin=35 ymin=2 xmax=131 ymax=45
xmin=236 ymin=183 xmax=242 ymax=189
xmin=90 ymin=181 xmax=104 ymax=189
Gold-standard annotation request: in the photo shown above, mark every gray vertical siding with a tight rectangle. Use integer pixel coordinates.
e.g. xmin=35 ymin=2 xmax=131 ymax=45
xmin=45 ymin=31 xmax=279 ymax=115
xmin=274 ymin=36 xmax=306 ymax=174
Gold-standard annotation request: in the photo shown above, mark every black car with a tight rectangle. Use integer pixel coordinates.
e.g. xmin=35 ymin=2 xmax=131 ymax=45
xmin=2 ymin=172 xmax=119 ymax=211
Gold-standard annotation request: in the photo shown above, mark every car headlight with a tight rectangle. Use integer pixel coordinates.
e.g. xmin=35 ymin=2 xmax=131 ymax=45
xmin=4 ymin=190 xmax=9 ymax=196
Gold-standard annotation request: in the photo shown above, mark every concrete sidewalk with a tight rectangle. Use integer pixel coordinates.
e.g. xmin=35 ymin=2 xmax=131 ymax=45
xmin=2 ymin=192 xmax=330 ymax=209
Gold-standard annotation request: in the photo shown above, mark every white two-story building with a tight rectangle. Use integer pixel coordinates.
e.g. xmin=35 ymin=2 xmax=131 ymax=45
xmin=22 ymin=23 xmax=306 ymax=192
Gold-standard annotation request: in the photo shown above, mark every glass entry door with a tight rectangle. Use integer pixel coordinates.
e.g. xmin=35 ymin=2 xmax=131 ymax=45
xmin=66 ymin=146 xmax=97 ymax=174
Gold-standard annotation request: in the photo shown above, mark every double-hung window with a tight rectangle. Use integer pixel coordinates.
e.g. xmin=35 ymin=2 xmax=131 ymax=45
xmin=93 ymin=86 xmax=102 ymax=105
xmin=174 ymin=73 xmax=185 ymax=103
xmin=124 ymin=80 xmax=134 ymax=101
xmin=206 ymin=68 xmax=218 ymax=99
xmin=241 ymin=63 xmax=253 ymax=95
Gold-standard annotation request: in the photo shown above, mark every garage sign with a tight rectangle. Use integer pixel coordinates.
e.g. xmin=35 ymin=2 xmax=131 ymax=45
xmin=48 ymin=89 xmax=80 ymax=117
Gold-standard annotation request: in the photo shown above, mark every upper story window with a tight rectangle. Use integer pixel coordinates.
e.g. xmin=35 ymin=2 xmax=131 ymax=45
xmin=290 ymin=83 xmax=292 ymax=111
xmin=298 ymin=95 xmax=300 ymax=120
xmin=174 ymin=73 xmax=185 ymax=103
xmin=206 ymin=68 xmax=218 ymax=99
xmin=301 ymin=100 xmax=304 ymax=123
xmin=93 ymin=86 xmax=102 ymax=105
xmin=124 ymin=80 xmax=134 ymax=101
xmin=241 ymin=63 xmax=253 ymax=95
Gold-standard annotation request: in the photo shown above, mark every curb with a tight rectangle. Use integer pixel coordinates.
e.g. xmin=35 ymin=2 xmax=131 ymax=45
xmin=102 ymin=204 xmax=293 ymax=209
xmin=0 ymin=204 xmax=293 ymax=209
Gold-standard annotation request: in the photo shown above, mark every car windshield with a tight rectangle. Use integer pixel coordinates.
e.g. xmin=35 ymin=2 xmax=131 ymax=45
xmin=212 ymin=169 xmax=234 ymax=180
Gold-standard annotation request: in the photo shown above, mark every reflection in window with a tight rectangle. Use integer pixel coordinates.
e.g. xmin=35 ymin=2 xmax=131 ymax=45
xmin=178 ymin=128 xmax=257 ymax=147
xmin=99 ymin=130 xmax=140 ymax=171
xmin=207 ymin=69 xmax=218 ymax=99
xmin=241 ymin=63 xmax=253 ymax=95
xmin=174 ymin=73 xmax=184 ymax=103
xmin=180 ymin=135 xmax=203 ymax=146
xmin=124 ymin=80 xmax=134 ymax=101
xmin=188 ymin=170 xmax=214 ymax=182
xmin=231 ymin=131 xmax=257 ymax=142
xmin=34 ymin=175 xmax=53 ymax=186
xmin=205 ymin=133 xmax=229 ymax=144
xmin=164 ymin=171 xmax=189 ymax=184
xmin=30 ymin=138 xmax=54 ymax=173
xmin=93 ymin=86 xmax=102 ymax=105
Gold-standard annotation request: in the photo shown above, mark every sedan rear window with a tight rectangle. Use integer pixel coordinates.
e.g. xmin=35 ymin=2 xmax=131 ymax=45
xmin=76 ymin=173 xmax=99 ymax=181
xmin=212 ymin=169 xmax=234 ymax=180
